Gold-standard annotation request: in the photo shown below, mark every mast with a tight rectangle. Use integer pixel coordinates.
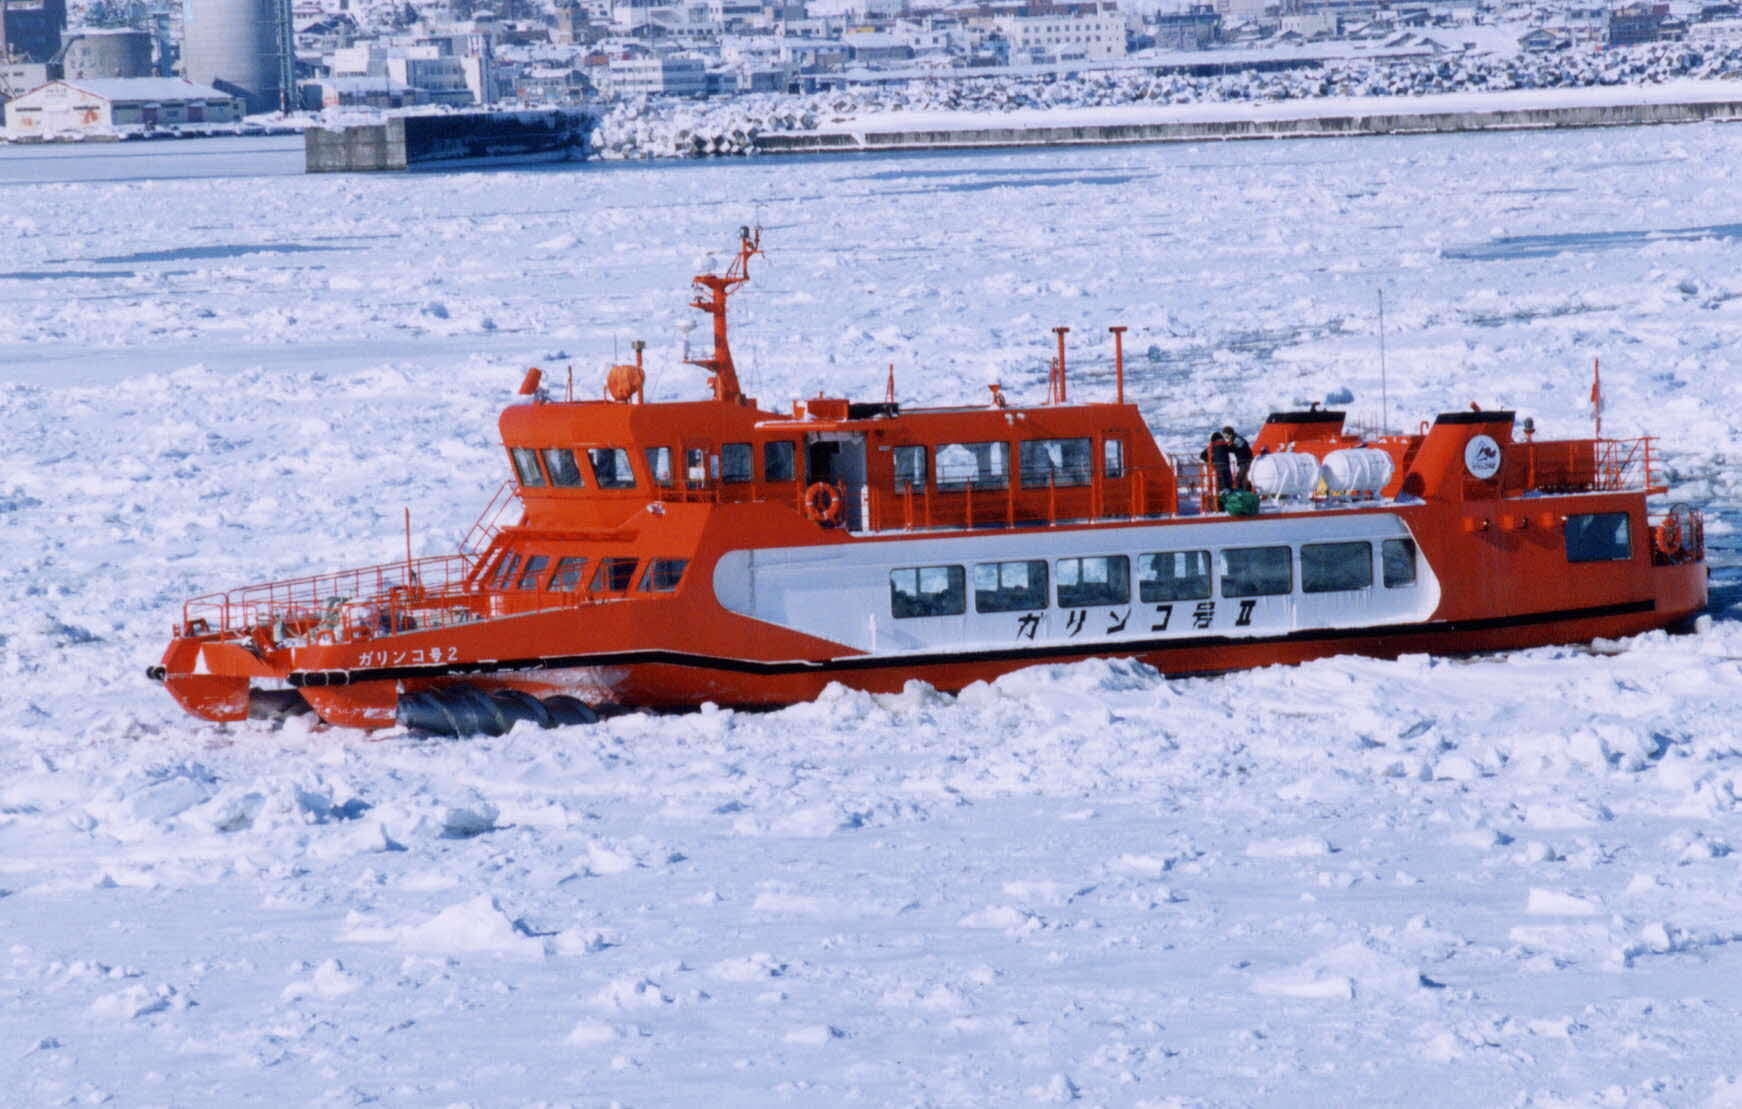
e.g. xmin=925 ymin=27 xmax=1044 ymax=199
xmin=686 ymin=226 xmax=761 ymax=404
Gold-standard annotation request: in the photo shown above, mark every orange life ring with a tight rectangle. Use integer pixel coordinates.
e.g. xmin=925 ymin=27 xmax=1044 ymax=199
xmin=1654 ymin=517 xmax=1683 ymax=560
xmin=803 ymin=481 xmax=844 ymax=525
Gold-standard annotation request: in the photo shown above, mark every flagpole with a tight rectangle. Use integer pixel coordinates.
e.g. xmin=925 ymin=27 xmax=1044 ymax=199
xmin=1591 ymin=357 xmax=1602 ymax=442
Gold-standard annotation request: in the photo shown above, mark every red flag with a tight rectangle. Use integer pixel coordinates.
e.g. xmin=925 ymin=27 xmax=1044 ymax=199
xmin=1589 ymin=358 xmax=1602 ymax=415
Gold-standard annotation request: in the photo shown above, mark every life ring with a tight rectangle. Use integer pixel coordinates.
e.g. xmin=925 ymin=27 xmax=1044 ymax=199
xmin=803 ymin=481 xmax=844 ymax=526
xmin=1654 ymin=516 xmax=1684 ymax=560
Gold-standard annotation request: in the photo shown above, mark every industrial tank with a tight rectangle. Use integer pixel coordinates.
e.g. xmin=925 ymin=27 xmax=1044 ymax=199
xmin=180 ymin=0 xmax=289 ymax=113
xmin=61 ymin=27 xmax=153 ymax=79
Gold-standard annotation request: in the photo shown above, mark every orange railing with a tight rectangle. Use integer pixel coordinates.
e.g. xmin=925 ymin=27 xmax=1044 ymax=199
xmin=180 ymin=553 xmax=481 ymax=641
xmin=460 ymin=480 xmax=524 ymax=558
xmin=1498 ymin=436 xmax=1656 ymax=498
xmin=863 ymin=464 xmax=1184 ymax=532
xmin=178 ymin=551 xmax=614 ymax=647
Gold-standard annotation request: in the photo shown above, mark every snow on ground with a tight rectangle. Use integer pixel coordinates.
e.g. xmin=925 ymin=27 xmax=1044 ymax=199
xmin=1 ymin=124 xmax=1741 ymax=1105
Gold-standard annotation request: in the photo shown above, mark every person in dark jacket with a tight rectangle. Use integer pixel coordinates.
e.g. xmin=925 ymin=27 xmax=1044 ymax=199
xmin=1223 ymin=426 xmax=1254 ymax=490
xmin=1201 ymin=431 xmax=1232 ymax=494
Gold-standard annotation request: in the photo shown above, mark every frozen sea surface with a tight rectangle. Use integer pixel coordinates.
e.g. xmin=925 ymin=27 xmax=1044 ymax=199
xmin=1 ymin=126 xmax=1740 ymax=1106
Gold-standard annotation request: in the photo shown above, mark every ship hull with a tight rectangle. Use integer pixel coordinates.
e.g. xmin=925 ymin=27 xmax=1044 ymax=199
xmin=182 ymin=552 xmax=1700 ymax=728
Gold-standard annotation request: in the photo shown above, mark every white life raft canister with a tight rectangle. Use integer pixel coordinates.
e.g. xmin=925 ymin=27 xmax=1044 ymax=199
xmin=1319 ymin=448 xmax=1394 ymax=495
xmin=1249 ymin=452 xmax=1319 ymax=497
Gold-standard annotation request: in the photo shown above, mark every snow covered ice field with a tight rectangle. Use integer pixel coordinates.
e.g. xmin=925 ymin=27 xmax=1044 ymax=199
xmin=2 ymin=125 xmax=1742 ymax=1106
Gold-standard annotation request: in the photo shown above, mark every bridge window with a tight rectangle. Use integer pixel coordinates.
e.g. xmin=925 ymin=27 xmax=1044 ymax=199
xmin=1565 ymin=512 xmax=1632 ymax=562
xmin=641 ymin=558 xmax=688 ymax=592
xmin=763 ymin=441 xmax=796 ymax=482
xmin=722 ymin=443 xmax=753 ymax=484
xmin=541 ymin=448 xmax=585 ymax=488
xmin=489 ymin=553 xmax=521 ymax=589
xmin=974 ymin=559 xmax=1047 ymax=613
xmin=591 ymin=558 xmax=638 ymax=593
xmin=1302 ymin=541 xmax=1373 ymax=593
xmin=588 ymin=447 xmax=637 ymax=489
xmin=550 ymin=556 xmax=587 ymax=591
xmin=1137 ymin=550 xmax=1211 ymax=602
xmin=1382 ymin=538 xmax=1417 ymax=587
xmin=516 ymin=555 xmax=550 ymax=590
xmin=1019 ymin=437 xmax=1092 ymax=488
xmin=645 ymin=446 xmax=674 ymax=487
xmin=937 ymin=441 xmax=1008 ymax=490
xmin=890 ymin=565 xmax=966 ymax=618
xmin=1103 ymin=438 xmax=1125 ymax=479
xmin=685 ymin=447 xmax=710 ymax=485
xmin=510 ymin=447 xmax=545 ymax=487
xmin=1220 ymin=546 xmax=1292 ymax=598
xmin=893 ymin=445 xmax=926 ymax=491
xmin=1057 ymin=555 xmax=1129 ymax=608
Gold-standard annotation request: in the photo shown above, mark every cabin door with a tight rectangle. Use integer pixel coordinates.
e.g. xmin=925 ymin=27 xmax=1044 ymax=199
xmin=806 ymin=432 xmax=867 ymax=530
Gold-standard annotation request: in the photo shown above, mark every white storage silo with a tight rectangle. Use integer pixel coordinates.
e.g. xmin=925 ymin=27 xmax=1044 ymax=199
xmin=181 ymin=0 xmax=290 ymax=113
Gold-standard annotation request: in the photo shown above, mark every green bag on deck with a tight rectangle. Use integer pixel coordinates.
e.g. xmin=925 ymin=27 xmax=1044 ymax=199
xmin=1222 ymin=489 xmax=1260 ymax=517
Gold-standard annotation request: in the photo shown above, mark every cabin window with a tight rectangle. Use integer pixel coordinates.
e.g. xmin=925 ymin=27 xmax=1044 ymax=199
xmin=722 ymin=443 xmax=753 ymax=484
xmin=1103 ymin=438 xmax=1125 ymax=480
xmin=541 ymin=448 xmax=584 ymax=488
xmin=489 ymin=553 xmax=522 ymax=589
xmin=893 ymin=445 xmax=927 ymax=491
xmin=591 ymin=558 xmax=638 ymax=592
xmin=1057 ymin=555 xmax=1130 ymax=608
xmin=1220 ymin=546 xmax=1293 ymax=598
xmin=1565 ymin=512 xmax=1632 ymax=562
xmin=641 ymin=558 xmax=688 ymax=592
xmin=936 ymin=441 xmax=1009 ymax=490
xmin=685 ymin=447 xmax=709 ymax=485
xmin=645 ymin=446 xmax=674 ymax=487
xmin=1382 ymin=538 xmax=1417 ymax=588
xmin=516 ymin=555 xmax=550 ymax=590
xmin=1019 ymin=437 xmax=1092 ymax=488
xmin=588 ymin=447 xmax=637 ymax=489
xmin=763 ymin=441 xmax=796 ymax=482
xmin=890 ymin=565 xmax=966 ymax=618
xmin=510 ymin=447 xmax=545 ymax=487
xmin=1137 ymin=550 xmax=1211 ymax=602
xmin=1301 ymin=541 xmax=1373 ymax=594
xmin=550 ymin=556 xmax=587 ymax=591
xmin=974 ymin=559 xmax=1048 ymax=613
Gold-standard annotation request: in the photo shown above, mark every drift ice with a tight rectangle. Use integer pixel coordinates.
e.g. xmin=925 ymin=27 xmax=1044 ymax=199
xmin=150 ymin=229 xmax=1709 ymax=734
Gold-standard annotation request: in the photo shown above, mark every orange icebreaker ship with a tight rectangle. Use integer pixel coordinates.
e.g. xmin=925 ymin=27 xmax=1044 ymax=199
xmin=152 ymin=229 xmax=1709 ymax=734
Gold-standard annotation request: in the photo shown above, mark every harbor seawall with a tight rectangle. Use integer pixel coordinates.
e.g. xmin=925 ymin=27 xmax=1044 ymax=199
xmin=306 ymin=110 xmax=595 ymax=172
xmin=755 ymin=96 xmax=1742 ymax=155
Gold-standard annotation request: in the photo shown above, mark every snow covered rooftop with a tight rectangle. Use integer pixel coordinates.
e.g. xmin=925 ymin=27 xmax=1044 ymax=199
xmin=57 ymin=78 xmax=236 ymax=102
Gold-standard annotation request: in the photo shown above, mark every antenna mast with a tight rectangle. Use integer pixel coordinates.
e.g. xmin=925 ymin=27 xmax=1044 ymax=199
xmin=685 ymin=226 xmax=761 ymax=404
xmin=1377 ymin=288 xmax=1389 ymax=436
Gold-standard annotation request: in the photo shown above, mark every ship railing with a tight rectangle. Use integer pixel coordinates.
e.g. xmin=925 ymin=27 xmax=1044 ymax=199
xmin=179 ymin=554 xmax=480 ymax=640
xmin=1500 ymin=435 xmax=1657 ymax=497
xmin=317 ymin=581 xmax=602 ymax=646
xmin=865 ymin=464 xmax=1181 ymax=533
xmin=1646 ymin=505 xmax=1705 ymax=566
xmin=459 ymin=480 xmax=524 ymax=559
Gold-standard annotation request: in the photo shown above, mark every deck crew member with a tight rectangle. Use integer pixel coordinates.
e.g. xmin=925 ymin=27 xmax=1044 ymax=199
xmin=1201 ymin=431 xmax=1232 ymax=494
xmin=1223 ymin=426 xmax=1254 ymax=490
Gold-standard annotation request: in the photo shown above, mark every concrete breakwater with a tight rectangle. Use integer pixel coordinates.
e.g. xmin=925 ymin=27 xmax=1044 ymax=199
xmin=306 ymin=109 xmax=596 ymax=172
xmin=754 ymin=88 xmax=1742 ymax=155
